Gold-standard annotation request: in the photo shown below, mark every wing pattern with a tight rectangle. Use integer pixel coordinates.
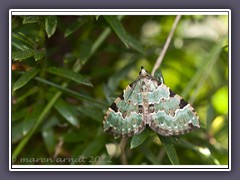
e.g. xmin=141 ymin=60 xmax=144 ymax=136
xmin=103 ymin=67 xmax=200 ymax=137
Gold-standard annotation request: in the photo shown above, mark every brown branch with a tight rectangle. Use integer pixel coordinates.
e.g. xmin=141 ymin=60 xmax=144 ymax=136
xmin=151 ymin=15 xmax=181 ymax=76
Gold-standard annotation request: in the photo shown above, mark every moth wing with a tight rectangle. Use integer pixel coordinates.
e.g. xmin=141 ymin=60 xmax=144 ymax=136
xmin=147 ymin=84 xmax=200 ymax=136
xmin=103 ymin=83 xmax=145 ymax=137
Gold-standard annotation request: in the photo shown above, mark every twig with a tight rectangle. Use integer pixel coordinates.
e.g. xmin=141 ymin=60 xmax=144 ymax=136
xmin=53 ymin=138 xmax=64 ymax=159
xmin=151 ymin=15 xmax=181 ymax=76
xmin=120 ymin=137 xmax=128 ymax=165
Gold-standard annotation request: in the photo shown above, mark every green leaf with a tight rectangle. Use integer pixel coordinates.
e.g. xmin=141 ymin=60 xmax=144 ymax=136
xmin=206 ymin=102 xmax=215 ymax=130
xmin=64 ymin=17 xmax=87 ymax=37
xmin=12 ymin=108 xmax=28 ymax=122
xmin=104 ymin=60 xmax=137 ymax=104
xmin=82 ymin=137 xmax=105 ymax=157
xmin=103 ymin=60 xmax=136 ymax=104
xmin=12 ymin=32 xmax=36 ymax=49
xmin=22 ymin=104 xmax=42 ymax=136
xmin=41 ymin=115 xmax=60 ymax=130
xmin=36 ymin=23 xmax=46 ymax=45
xmin=35 ymin=76 xmax=105 ymax=106
xmin=34 ymin=48 xmax=46 ymax=61
xmin=104 ymin=16 xmax=145 ymax=55
xmin=14 ymin=87 xmax=38 ymax=104
xmin=178 ymin=139 xmax=220 ymax=165
xmin=77 ymin=106 xmax=103 ymax=123
xmin=45 ymin=16 xmax=57 ymax=38
xmin=54 ymin=98 xmax=80 ymax=128
xmin=76 ymin=40 xmax=92 ymax=66
xmin=46 ymin=66 xmax=93 ymax=87
xmin=130 ymin=129 xmax=151 ymax=149
xmin=142 ymin=148 xmax=160 ymax=165
xmin=107 ymin=61 xmax=136 ymax=93
xmin=13 ymin=68 xmax=40 ymax=91
xmin=23 ymin=16 xmax=41 ymax=24
xmin=42 ymin=128 xmax=56 ymax=154
xmin=62 ymin=130 xmax=85 ymax=143
xmin=159 ymin=136 xmax=179 ymax=165
xmin=104 ymin=16 xmax=129 ymax=48
xmin=95 ymin=15 xmax=100 ymax=20
xmin=12 ymin=121 xmax=24 ymax=143
xmin=154 ymin=68 xmax=164 ymax=84
xmin=12 ymin=49 xmax=35 ymax=61
xmin=127 ymin=34 xmax=146 ymax=55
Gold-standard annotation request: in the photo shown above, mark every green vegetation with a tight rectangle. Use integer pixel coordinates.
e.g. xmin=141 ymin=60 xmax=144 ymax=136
xmin=12 ymin=15 xmax=229 ymax=165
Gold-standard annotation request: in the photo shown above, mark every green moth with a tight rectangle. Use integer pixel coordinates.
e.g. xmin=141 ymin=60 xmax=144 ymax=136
xmin=103 ymin=66 xmax=200 ymax=137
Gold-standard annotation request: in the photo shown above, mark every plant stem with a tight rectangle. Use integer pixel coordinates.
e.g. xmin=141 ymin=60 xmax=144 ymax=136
xmin=151 ymin=15 xmax=181 ymax=76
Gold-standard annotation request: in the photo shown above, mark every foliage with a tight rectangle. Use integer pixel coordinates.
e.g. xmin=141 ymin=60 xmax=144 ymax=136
xmin=11 ymin=15 xmax=229 ymax=165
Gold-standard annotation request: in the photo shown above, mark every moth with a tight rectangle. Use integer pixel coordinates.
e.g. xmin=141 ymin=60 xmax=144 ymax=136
xmin=103 ymin=66 xmax=200 ymax=137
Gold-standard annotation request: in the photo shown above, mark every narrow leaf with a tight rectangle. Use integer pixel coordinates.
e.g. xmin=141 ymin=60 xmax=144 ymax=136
xmin=77 ymin=106 xmax=102 ymax=122
xmin=107 ymin=61 xmax=136 ymax=92
xmin=12 ymin=32 xmax=36 ymax=49
xmin=13 ymin=68 xmax=40 ymax=91
xmin=14 ymin=87 xmax=38 ymax=104
xmin=12 ymin=49 xmax=35 ymax=61
xmin=45 ymin=16 xmax=57 ymax=38
xmin=35 ymin=77 xmax=105 ymax=105
xmin=206 ymin=102 xmax=215 ymax=130
xmin=82 ymin=137 xmax=104 ymax=157
xmin=154 ymin=68 xmax=165 ymax=83
xmin=46 ymin=66 xmax=93 ymax=87
xmin=77 ymin=40 xmax=92 ymax=66
xmin=130 ymin=129 xmax=150 ymax=149
xmin=54 ymin=98 xmax=80 ymax=128
xmin=127 ymin=34 xmax=146 ymax=55
xmin=12 ymin=121 xmax=24 ymax=143
xmin=23 ymin=16 xmax=41 ymax=24
xmin=62 ymin=131 xmax=85 ymax=143
xmin=143 ymin=148 xmax=160 ymax=165
xmin=64 ymin=17 xmax=87 ymax=37
xmin=42 ymin=128 xmax=56 ymax=154
xmin=34 ymin=48 xmax=46 ymax=61
xmin=41 ymin=115 xmax=60 ymax=130
xmin=104 ymin=16 xmax=129 ymax=48
xmin=159 ymin=136 xmax=179 ymax=165
xmin=12 ymin=108 xmax=28 ymax=122
xmin=22 ymin=104 xmax=42 ymax=136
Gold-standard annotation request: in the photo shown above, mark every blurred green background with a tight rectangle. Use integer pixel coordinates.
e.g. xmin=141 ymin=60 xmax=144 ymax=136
xmin=11 ymin=14 xmax=229 ymax=165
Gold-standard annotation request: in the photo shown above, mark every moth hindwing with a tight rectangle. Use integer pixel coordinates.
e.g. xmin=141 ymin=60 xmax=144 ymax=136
xmin=103 ymin=66 xmax=200 ymax=137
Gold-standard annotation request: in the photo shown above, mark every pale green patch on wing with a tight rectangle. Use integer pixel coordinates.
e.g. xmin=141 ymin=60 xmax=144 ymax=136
xmin=104 ymin=96 xmax=144 ymax=136
xmin=104 ymin=110 xmax=143 ymax=136
xmin=154 ymin=95 xmax=181 ymax=115
xmin=117 ymin=99 xmax=138 ymax=115
xmin=124 ymin=90 xmax=142 ymax=104
xmin=149 ymin=105 xmax=200 ymax=136
xmin=148 ymin=85 xmax=169 ymax=104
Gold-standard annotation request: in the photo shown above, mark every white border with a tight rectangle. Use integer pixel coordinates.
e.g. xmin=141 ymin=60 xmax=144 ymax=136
xmin=228 ymin=10 xmax=231 ymax=172
xmin=11 ymin=165 xmax=229 ymax=171
xmin=9 ymin=9 xmax=231 ymax=171
xmin=11 ymin=9 xmax=229 ymax=16
xmin=9 ymin=8 xmax=13 ymax=172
